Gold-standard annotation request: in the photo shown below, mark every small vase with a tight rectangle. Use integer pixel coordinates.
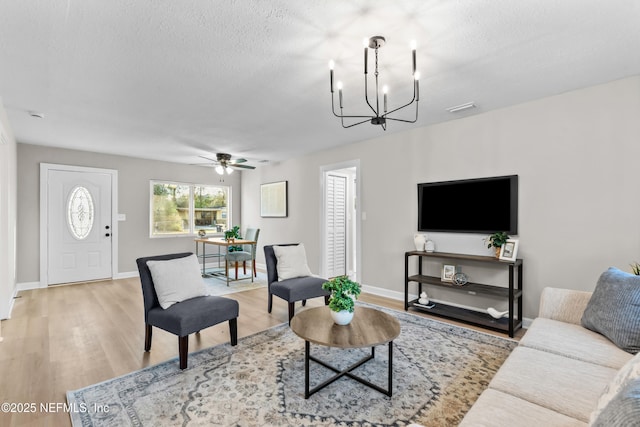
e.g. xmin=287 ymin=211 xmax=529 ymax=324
xmin=413 ymin=234 xmax=426 ymax=251
xmin=330 ymin=309 xmax=354 ymax=325
xmin=495 ymin=247 xmax=501 ymax=258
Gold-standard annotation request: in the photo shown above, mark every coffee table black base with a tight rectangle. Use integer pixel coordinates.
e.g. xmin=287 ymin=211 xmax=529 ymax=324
xmin=304 ymin=340 xmax=394 ymax=398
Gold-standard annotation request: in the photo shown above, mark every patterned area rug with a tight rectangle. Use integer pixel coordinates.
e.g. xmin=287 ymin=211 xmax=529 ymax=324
xmin=67 ymin=304 xmax=516 ymax=426
xmin=204 ymin=272 xmax=267 ymax=296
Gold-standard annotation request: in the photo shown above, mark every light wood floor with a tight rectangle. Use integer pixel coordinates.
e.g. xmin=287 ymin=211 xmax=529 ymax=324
xmin=0 ymin=277 xmax=523 ymax=427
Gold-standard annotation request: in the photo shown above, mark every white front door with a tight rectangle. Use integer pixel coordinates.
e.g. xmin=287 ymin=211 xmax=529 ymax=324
xmin=47 ymin=169 xmax=113 ymax=285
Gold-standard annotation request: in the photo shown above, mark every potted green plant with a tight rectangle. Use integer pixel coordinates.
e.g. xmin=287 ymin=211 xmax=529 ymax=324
xmin=485 ymin=231 xmax=510 ymax=258
xmin=224 ymin=225 xmax=242 ymax=252
xmin=322 ymin=275 xmax=362 ymax=325
xmin=631 ymin=262 xmax=640 ymax=275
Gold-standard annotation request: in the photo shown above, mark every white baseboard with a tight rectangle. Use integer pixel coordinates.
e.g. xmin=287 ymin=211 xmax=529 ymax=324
xmin=16 ymin=281 xmax=44 ymax=291
xmin=361 ymin=282 xmax=531 ymax=329
xmin=113 ymin=271 xmax=138 ymax=280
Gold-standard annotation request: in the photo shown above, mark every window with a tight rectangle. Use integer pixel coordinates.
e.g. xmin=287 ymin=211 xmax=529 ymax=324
xmin=67 ymin=186 xmax=95 ymax=240
xmin=150 ymin=181 xmax=230 ymax=237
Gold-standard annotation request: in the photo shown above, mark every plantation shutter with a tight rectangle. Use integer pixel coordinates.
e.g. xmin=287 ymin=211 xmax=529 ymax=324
xmin=326 ymin=173 xmax=347 ymax=278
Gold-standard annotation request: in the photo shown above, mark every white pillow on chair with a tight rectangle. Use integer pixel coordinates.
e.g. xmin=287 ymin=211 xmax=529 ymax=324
xmin=147 ymin=254 xmax=207 ymax=309
xmin=273 ymin=244 xmax=313 ymax=280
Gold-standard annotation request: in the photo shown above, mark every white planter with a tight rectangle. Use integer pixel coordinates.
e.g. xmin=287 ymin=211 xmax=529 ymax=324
xmin=330 ymin=309 xmax=354 ymax=325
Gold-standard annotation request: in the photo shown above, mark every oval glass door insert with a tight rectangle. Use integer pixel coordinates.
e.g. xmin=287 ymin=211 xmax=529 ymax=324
xmin=67 ymin=186 xmax=95 ymax=240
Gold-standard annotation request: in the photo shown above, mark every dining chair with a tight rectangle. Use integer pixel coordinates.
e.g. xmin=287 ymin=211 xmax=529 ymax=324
xmin=225 ymin=228 xmax=260 ymax=279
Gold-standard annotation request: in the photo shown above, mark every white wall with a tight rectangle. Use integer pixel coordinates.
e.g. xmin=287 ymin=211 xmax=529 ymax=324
xmin=242 ymin=76 xmax=640 ymax=318
xmin=16 ymin=144 xmax=242 ymax=284
xmin=0 ymin=99 xmax=18 ymax=319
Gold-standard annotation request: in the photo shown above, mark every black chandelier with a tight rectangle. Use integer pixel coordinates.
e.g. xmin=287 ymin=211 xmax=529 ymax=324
xmin=329 ymin=36 xmax=419 ymax=130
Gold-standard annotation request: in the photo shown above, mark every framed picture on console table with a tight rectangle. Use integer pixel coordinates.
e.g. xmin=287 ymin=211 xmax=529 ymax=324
xmin=499 ymin=239 xmax=519 ymax=262
xmin=442 ymin=264 xmax=455 ymax=282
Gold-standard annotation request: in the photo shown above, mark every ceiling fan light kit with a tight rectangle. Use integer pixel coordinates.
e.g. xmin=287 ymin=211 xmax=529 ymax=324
xmin=198 ymin=153 xmax=255 ymax=175
xmin=329 ymin=35 xmax=419 ymax=130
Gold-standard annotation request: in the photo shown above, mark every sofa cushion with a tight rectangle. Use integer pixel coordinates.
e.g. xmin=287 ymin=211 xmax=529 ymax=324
xmin=520 ymin=317 xmax=633 ymax=369
xmin=589 ymin=351 xmax=640 ymax=423
xmin=592 ymin=377 xmax=640 ymax=427
xmin=146 ymin=254 xmax=207 ymax=309
xmin=581 ymin=267 xmax=640 ymax=354
xmin=460 ymin=389 xmax=587 ymax=427
xmin=488 ymin=346 xmax=617 ymax=422
xmin=273 ymin=244 xmax=313 ymax=280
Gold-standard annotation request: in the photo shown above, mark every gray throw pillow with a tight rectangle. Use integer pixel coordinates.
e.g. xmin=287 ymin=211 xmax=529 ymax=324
xmin=592 ymin=377 xmax=640 ymax=427
xmin=581 ymin=267 xmax=640 ymax=354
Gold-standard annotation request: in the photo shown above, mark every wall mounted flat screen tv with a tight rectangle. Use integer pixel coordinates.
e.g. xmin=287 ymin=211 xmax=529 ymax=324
xmin=417 ymin=175 xmax=518 ymax=234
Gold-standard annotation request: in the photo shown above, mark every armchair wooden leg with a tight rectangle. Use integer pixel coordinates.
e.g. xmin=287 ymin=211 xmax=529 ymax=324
xmin=324 ymin=295 xmax=330 ymax=305
xmin=144 ymin=324 xmax=152 ymax=351
xmin=243 ymin=261 xmax=246 ymax=274
xmin=288 ymin=302 xmax=295 ymax=323
xmin=229 ymin=318 xmax=238 ymax=346
xmin=302 ymin=299 xmax=307 ymax=306
xmin=268 ymin=293 xmax=273 ymax=313
xmin=253 ymin=260 xmax=257 ymax=277
xmin=235 ymin=262 xmax=239 ymax=280
xmin=179 ymin=336 xmax=188 ymax=370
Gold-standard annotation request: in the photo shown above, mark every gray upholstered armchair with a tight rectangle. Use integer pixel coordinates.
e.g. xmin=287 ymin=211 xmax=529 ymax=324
xmin=136 ymin=252 xmax=239 ymax=369
xmin=264 ymin=244 xmax=329 ymax=323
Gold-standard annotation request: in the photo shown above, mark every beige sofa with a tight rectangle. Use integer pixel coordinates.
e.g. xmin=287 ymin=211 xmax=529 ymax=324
xmin=460 ymin=287 xmax=635 ymax=426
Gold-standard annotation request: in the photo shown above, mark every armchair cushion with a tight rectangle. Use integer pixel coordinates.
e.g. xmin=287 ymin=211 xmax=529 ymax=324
xmin=581 ymin=267 xmax=640 ymax=354
xmin=146 ymin=254 xmax=207 ymax=309
xmin=270 ymin=276 xmax=328 ymax=302
xmin=273 ymin=243 xmax=312 ymax=280
xmin=147 ymin=295 xmax=239 ymax=336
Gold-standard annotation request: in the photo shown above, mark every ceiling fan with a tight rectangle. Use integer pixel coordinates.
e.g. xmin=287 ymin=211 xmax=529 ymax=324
xmin=198 ymin=153 xmax=256 ymax=175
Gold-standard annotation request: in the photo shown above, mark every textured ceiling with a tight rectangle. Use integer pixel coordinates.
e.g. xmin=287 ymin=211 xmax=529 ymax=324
xmin=1 ymin=0 xmax=639 ymax=166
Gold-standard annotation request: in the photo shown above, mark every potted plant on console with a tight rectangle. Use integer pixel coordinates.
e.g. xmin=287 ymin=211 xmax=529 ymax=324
xmin=485 ymin=231 xmax=509 ymax=258
xmin=322 ymin=276 xmax=362 ymax=325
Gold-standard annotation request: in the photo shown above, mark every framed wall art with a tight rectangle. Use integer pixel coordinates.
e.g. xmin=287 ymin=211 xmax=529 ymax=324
xmin=260 ymin=181 xmax=288 ymax=218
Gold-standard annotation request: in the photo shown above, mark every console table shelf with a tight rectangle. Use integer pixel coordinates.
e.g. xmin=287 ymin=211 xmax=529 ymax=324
xmin=404 ymin=251 xmax=523 ymax=337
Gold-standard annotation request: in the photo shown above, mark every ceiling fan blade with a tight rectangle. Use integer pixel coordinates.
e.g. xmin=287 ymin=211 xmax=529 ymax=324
xmin=229 ymin=158 xmax=247 ymax=164
xmin=199 ymin=155 xmax=219 ymax=164
xmin=231 ymin=164 xmax=255 ymax=170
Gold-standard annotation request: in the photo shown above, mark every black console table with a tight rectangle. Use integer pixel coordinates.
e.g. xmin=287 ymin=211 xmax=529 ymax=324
xmin=404 ymin=251 xmax=523 ymax=337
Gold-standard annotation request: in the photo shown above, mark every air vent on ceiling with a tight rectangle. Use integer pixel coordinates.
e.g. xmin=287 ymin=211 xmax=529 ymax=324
xmin=445 ymin=102 xmax=476 ymax=113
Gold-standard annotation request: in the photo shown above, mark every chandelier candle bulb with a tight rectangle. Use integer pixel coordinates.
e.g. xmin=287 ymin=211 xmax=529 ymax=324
xmin=383 ymin=85 xmax=388 ymax=112
xmin=411 ymin=40 xmax=417 ymax=74
xmin=363 ymin=38 xmax=369 ymax=74
xmin=337 ymin=81 xmax=343 ymax=108
xmin=414 ymin=71 xmax=420 ymax=101
xmin=329 ymin=60 xmax=335 ymax=93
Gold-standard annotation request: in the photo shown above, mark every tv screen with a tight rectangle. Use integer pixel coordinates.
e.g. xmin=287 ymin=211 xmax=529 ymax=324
xmin=417 ymin=175 xmax=518 ymax=234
